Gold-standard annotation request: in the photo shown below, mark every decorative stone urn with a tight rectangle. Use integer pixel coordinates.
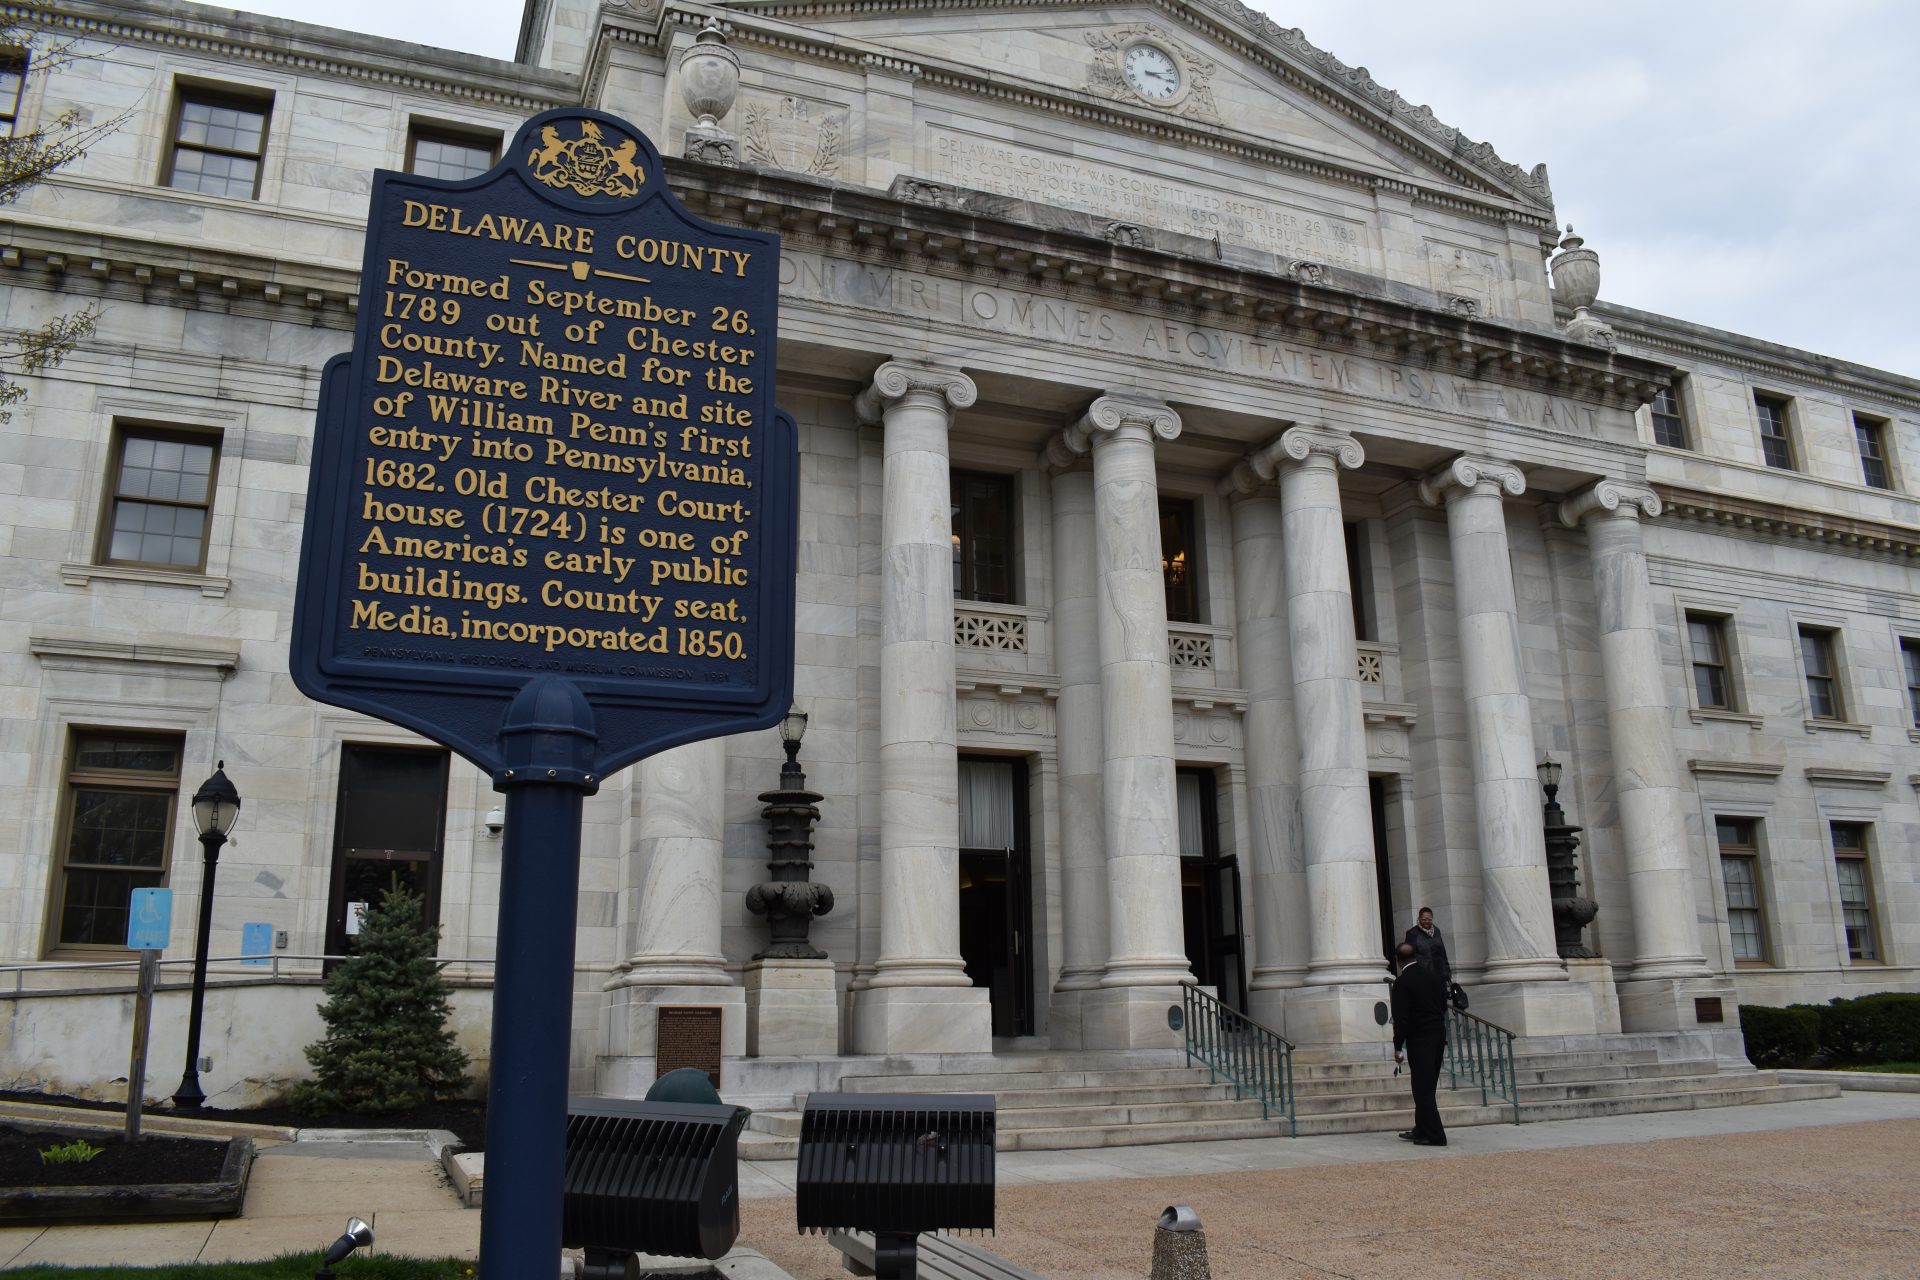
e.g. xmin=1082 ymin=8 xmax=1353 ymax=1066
xmin=1549 ymin=225 xmax=1618 ymax=352
xmin=679 ymin=22 xmax=741 ymax=164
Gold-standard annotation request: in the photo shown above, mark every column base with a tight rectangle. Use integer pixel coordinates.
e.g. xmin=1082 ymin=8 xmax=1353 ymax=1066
xmin=1617 ymin=973 xmax=1739 ymax=1036
xmin=1564 ymin=957 xmax=1623 ymax=1035
xmin=1466 ymin=977 xmax=1602 ymax=1038
xmin=852 ymin=984 xmax=992 ymax=1054
xmin=744 ymin=960 xmax=840 ymax=1058
xmin=1082 ymin=985 xmax=1187 ymax=1050
xmin=1244 ymin=985 xmax=1300 ymax=1037
xmin=1048 ymin=985 xmax=1096 ymax=1050
xmin=1277 ymin=983 xmax=1395 ymax=1047
xmin=600 ymin=983 xmax=747 ymax=1059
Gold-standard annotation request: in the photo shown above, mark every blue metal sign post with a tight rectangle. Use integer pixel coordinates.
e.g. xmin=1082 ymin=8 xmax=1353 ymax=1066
xmin=292 ymin=108 xmax=796 ymax=1277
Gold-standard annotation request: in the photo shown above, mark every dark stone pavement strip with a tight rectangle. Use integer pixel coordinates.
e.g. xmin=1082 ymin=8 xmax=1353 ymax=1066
xmin=740 ymin=1119 xmax=1920 ymax=1280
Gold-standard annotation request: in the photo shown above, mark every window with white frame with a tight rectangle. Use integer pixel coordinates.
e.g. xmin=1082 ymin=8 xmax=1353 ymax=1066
xmin=1649 ymin=384 xmax=1689 ymax=449
xmin=165 ymin=86 xmax=271 ymax=199
xmin=1797 ymin=626 xmax=1843 ymax=720
xmin=1830 ymin=823 xmax=1879 ymax=962
xmin=1714 ymin=817 xmax=1766 ymax=963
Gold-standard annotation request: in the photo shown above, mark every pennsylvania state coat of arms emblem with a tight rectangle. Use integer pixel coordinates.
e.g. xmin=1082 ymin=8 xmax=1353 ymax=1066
xmin=525 ymin=119 xmax=646 ymax=198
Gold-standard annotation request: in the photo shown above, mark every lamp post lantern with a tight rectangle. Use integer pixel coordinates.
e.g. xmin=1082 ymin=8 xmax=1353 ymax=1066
xmin=173 ymin=761 xmax=241 ymax=1108
xmin=1537 ymin=754 xmax=1598 ymax=959
xmin=746 ymin=704 xmax=834 ymax=958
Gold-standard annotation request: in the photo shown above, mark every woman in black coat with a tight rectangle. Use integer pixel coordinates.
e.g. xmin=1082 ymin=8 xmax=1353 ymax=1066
xmin=1404 ymin=906 xmax=1451 ymax=986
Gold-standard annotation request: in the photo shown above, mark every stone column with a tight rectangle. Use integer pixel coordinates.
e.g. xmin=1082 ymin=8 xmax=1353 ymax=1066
xmin=1218 ymin=465 xmax=1307 ymax=1033
xmin=1419 ymin=458 xmax=1582 ymax=1034
xmin=850 ymin=361 xmax=992 ymax=1054
xmin=1560 ymin=480 xmax=1723 ymax=1032
xmin=602 ymin=738 xmax=745 ymax=1078
xmin=1042 ymin=459 xmax=1108 ymax=1047
xmin=1046 ymin=394 xmax=1193 ymax=1048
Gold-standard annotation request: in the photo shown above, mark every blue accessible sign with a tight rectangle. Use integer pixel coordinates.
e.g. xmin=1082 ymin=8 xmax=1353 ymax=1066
xmin=126 ymin=887 xmax=171 ymax=950
xmin=292 ymin=108 xmax=796 ymax=776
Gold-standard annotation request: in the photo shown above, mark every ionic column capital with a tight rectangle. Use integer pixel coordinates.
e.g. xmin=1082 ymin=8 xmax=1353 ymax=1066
xmin=1418 ymin=455 xmax=1526 ymax=507
xmin=1273 ymin=424 xmax=1365 ymax=472
xmin=1558 ymin=478 xmax=1661 ymax=528
xmin=1042 ymin=393 xmax=1180 ymax=470
xmin=854 ymin=360 xmax=977 ymax=423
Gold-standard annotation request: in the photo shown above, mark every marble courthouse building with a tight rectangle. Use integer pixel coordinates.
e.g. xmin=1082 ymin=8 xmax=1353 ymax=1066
xmin=2 ymin=0 xmax=1917 ymax=1099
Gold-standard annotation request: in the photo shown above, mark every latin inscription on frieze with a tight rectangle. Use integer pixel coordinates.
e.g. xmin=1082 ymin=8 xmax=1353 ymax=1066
xmin=776 ymin=251 xmax=1605 ymax=435
xmin=927 ymin=128 xmax=1368 ymax=268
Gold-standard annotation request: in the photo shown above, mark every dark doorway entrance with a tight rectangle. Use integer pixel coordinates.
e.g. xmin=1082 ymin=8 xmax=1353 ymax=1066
xmin=956 ymin=756 xmax=1033 ymax=1037
xmin=1178 ymin=768 xmax=1246 ymax=1011
xmin=1371 ymin=776 xmax=1395 ymax=965
xmin=326 ymin=743 xmax=450 ymax=960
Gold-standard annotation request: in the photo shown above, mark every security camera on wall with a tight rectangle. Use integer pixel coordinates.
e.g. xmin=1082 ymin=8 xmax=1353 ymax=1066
xmin=484 ymin=807 xmax=505 ymax=838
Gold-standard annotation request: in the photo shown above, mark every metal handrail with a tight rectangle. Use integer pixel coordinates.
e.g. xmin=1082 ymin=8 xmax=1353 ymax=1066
xmin=0 ymin=953 xmax=496 ymax=997
xmin=1442 ymin=1002 xmax=1521 ymax=1124
xmin=1181 ymin=983 xmax=1296 ymax=1136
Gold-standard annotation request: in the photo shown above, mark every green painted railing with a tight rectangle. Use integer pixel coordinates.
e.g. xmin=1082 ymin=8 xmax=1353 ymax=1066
xmin=1442 ymin=1002 xmax=1522 ymax=1124
xmin=1182 ymin=984 xmax=1296 ymax=1136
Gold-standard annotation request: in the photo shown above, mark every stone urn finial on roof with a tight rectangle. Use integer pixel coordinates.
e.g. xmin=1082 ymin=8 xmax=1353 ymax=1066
xmin=680 ymin=21 xmax=741 ymax=165
xmin=1550 ymin=225 xmax=1618 ymax=352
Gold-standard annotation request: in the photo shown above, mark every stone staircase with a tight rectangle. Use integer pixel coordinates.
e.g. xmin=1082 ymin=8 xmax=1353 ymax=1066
xmin=736 ymin=1045 xmax=1841 ymax=1159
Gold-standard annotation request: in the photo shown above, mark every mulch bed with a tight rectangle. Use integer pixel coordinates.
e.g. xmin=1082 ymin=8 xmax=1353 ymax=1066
xmin=0 ymin=1090 xmax=487 ymax=1151
xmin=0 ymin=1121 xmax=229 ymax=1189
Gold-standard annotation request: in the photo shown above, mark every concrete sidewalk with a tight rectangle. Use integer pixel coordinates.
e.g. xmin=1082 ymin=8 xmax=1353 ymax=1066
xmin=5 ymin=1091 xmax=1918 ymax=1274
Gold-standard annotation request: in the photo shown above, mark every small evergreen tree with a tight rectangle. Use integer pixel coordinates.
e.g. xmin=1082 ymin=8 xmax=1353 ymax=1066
xmin=293 ymin=884 xmax=471 ymax=1115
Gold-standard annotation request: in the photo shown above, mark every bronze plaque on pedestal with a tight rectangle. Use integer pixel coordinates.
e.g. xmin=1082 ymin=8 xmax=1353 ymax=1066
xmin=656 ymin=1006 xmax=724 ymax=1090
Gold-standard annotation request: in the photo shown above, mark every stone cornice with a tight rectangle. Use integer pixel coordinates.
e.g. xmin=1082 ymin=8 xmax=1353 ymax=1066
xmin=1559 ymin=479 xmax=1660 ymax=528
xmin=30 ymin=630 xmax=241 ymax=671
xmin=0 ymin=157 xmax=1669 ymax=408
xmin=1804 ymin=766 xmax=1890 ymax=788
xmin=704 ymin=0 xmax=1553 ymax=215
xmin=17 ymin=0 xmax=576 ymax=112
xmin=1652 ymin=484 xmax=1920 ymax=562
xmin=1688 ymin=758 xmax=1784 ymax=780
xmin=1418 ymin=456 xmax=1526 ymax=507
xmin=1589 ymin=300 xmax=1920 ymax=413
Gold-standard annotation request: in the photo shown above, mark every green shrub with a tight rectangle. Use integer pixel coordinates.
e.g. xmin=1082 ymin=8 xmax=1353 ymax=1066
xmin=1738 ymin=1003 xmax=1821 ymax=1068
xmin=1813 ymin=992 xmax=1920 ymax=1064
xmin=291 ymin=884 xmax=470 ymax=1115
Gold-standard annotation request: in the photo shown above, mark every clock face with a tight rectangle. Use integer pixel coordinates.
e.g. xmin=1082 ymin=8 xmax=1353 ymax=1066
xmin=1122 ymin=44 xmax=1181 ymax=102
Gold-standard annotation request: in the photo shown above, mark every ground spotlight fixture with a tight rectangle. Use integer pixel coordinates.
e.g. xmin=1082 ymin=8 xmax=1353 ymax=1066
xmin=315 ymin=1216 xmax=373 ymax=1279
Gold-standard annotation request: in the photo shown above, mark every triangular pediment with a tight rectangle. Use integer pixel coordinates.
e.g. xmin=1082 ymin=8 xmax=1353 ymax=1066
xmin=712 ymin=0 xmax=1553 ymax=213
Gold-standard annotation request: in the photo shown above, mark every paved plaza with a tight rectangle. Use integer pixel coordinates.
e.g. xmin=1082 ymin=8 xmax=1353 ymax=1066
xmin=3 ymin=1091 xmax=1918 ymax=1276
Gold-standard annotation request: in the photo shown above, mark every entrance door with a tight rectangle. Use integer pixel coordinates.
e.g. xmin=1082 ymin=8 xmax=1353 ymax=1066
xmin=1371 ymin=776 xmax=1396 ymax=965
xmin=1178 ymin=768 xmax=1247 ymax=1010
xmin=956 ymin=757 xmax=1033 ymax=1037
xmin=326 ymin=744 xmax=450 ymax=959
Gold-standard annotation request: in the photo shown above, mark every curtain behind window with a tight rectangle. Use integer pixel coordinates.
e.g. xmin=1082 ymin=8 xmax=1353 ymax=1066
xmin=959 ymin=759 xmax=1016 ymax=849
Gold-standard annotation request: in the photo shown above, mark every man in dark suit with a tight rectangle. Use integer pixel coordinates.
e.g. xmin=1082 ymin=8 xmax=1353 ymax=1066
xmin=1391 ymin=940 xmax=1448 ymax=1146
xmin=1404 ymin=906 xmax=1451 ymax=986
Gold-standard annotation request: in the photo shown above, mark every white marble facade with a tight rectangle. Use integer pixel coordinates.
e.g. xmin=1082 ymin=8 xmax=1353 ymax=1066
xmin=1 ymin=0 xmax=1916 ymax=1099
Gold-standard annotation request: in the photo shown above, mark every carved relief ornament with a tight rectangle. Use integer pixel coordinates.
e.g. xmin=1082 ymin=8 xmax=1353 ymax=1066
xmin=740 ymin=95 xmax=843 ymax=177
xmin=1084 ymin=25 xmax=1220 ymax=121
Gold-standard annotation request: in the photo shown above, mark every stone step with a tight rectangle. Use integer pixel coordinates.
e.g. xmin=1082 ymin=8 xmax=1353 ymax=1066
xmin=985 ymin=1083 xmax=1241 ymax=1109
xmin=1516 ymin=1081 xmax=1839 ymax=1123
xmin=835 ymin=1067 xmax=1209 ymax=1093
xmin=1514 ymin=1073 xmax=1781 ymax=1104
xmin=993 ymin=1098 xmax=1271 ymax=1131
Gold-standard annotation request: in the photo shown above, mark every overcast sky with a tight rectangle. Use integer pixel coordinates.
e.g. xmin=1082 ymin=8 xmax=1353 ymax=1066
xmin=226 ymin=0 xmax=1919 ymax=376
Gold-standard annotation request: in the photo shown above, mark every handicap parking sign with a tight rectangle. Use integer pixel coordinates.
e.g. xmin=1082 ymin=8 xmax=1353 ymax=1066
xmin=127 ymin=888 xmax=172 ymax=950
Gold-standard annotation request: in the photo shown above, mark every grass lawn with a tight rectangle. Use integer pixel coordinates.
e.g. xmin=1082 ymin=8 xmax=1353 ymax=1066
xmin=1837 ymin=1061 xmax=1920 ymax=1074
xmin=1 ymin=1258 xmax=475 ymax=1278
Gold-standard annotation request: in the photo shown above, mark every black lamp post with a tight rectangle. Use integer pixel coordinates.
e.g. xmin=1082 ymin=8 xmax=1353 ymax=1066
xmin=173 ymin=761 xmax=241 ymax=1108
xmin=745 ymin=705 xmax=834 ymax=959
xmin=1537 ymin=754 xmax=1598 ymax=959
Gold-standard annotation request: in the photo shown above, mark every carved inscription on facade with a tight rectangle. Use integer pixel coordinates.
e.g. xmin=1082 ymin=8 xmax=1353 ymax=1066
xmin=777 ymin=252 xmax=1604 ymax=434
xmin=926 ymin=128 xmax=1367 ymax=268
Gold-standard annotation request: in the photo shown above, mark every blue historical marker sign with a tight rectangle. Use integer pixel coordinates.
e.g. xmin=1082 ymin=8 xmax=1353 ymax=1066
xmin=293 ymin=108 xmax=796 ymax=776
